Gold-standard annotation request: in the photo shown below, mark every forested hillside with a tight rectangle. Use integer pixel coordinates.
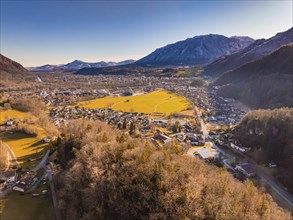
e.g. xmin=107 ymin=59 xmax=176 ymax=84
xmin=234 ymin=108 xmax=293 ymax=191
xmin=214 ymin=44 xmax=293 ymax=109
xmin=53 ymin=120 xmax=291 ymax=220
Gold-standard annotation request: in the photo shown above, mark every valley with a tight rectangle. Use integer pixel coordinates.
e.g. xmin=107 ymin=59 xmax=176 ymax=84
xmin=0 ymin=4 xmax=292 ymax=218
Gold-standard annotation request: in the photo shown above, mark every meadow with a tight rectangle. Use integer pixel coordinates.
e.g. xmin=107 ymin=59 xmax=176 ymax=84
xmin=0 ymin=191 xmax=54 ymax=220
xmin=79 ymin=90 xmax=191 ymax=115
xmin=0 ymin=109 xmax=48 ymax=165
xmin=0 ymin=109 xmax=53 ymax=219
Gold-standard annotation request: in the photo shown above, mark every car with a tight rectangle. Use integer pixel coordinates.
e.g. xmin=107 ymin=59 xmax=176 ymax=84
xmin=268 ymin=161 xmax=277 ymax=168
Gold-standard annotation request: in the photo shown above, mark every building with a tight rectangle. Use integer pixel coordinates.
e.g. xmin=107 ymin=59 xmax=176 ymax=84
xmin=236 ymin=163 xmax=255 ymax=177
xmin=12 ymin=171 xmax=37 ymax=192
xmin=154 ymin=133 xmax=172 ymax=144
xmin=13 ymin=182 xmax=28 ymax=192
xmin=0 ymin=170 xmax=17 ymax=184
xmin=195 ymin=148 xmax=216 ymax=160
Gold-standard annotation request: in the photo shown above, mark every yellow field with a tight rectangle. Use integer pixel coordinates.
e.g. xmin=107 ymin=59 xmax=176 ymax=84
xmin=79 ymin=90 xmax=191 ymax=115
xmin=0 ymin=109 xmax=28 ymax=123
xmin=0 ymin=130 xmax=47 ymax=165
xmin=0 ymin=109 xmax=48 ymax=165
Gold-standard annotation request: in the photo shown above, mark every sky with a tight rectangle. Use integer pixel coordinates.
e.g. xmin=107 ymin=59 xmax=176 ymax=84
xmin=0 ymin=0 xmax=292 ymax=67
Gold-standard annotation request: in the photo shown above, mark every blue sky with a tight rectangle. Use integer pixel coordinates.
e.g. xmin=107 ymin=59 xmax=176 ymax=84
xmin=0 ymin=1 xmax=292 ymax=67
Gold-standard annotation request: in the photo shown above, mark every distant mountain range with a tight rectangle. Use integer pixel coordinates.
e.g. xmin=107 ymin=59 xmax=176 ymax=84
xmin=135 ymin=35 xmax=254 ymax=66
xmin=214 ymin=43 xmax=293 ymax=109
xmin=204 ymin=27 xmax=293 ymax=76
xmin=29 ymin=59 xmax=136 ymax=72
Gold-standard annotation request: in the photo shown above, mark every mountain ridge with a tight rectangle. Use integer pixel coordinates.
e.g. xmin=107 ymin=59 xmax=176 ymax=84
xmin=214 ymin=43 xmax=293 ymax=109
xmin=204 ymin=27 xmax=293 ymax=77
xmin=29 ymin=59 xmax=136 ymax=72
xmin=135 ymin=34 xmax=254 ymax=67
xmin=0 ymin=54 xmax=34 ymax=83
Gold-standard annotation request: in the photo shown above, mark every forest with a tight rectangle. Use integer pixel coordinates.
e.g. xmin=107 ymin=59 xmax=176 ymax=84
xmin=53 ymin=119 xmax=291 ymax=220
xmin=234 ymin=108 xmax=293 ymax=191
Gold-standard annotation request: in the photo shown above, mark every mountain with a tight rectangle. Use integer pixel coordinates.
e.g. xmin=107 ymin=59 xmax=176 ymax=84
xmin=214 ymin=43 xmax=293 ymax=109
xmin=0 ymin=54 xmax=34 ymax=83
xmin=135 ymin=34 xmax=254 ymax=67
xmin=29 ymin=59 xmax=136 ymax=72
xmin=204 ymin=27 xmax=293 ymax=77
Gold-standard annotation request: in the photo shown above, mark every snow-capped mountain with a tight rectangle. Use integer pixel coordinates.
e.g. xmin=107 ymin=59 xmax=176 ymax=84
xmin=28 ymin=59 xmax=136 ymax=72
xmin=135 ymin=34 xmax=254 ymax=67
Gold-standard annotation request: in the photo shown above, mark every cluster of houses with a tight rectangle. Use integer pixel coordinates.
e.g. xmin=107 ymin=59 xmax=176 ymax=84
xmin=49 ymin=106 xmax=206 ymax=146
xmin=172 ymin=85 xmax=248 ymax=127
xmin=12 ymin=171 xmax=38 ymax=193
xmin=205 ymin=87 xmax=248 ymax=125
xmin=0 ymin=170 xmax=39 ymax=193
xmin=0 ymin=170 xmax=17 ymax=185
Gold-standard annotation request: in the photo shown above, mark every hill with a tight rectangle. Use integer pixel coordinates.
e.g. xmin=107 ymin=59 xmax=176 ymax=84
xmin=135 ymin=35 xmax=254 ymax=67
xmin=214 ymin=43 xmax=293 ymax=109
xmin=233 ymin=108 xmax=293 ymax=192
xmin=29 ymin=59 xmax=135 ymax=72
xmin=53 ymin=119 xmax=291 ymax=220
xmin=204 ymin=27 xmax=293 ymax=77
xmin=0 ymin=54 xmax=34 ymax=83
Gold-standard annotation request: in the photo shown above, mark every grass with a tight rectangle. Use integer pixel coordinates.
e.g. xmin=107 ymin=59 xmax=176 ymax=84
xmin=0 ymin=109 xmax=48 ymax=165
xmin=79 ymin=90 xmax=191 ymax=115
xmin=0 ymin=109 xmax=54 ymax=219
xmin=0 ymin=109 xmax=28 ymax=123
xmin=0 ymin=192 xmax=54 ymax=220
xmin=0 ymin=131 xmax=48 ymax=165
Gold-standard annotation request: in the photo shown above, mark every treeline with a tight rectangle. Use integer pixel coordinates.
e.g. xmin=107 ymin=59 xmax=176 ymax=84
xmin=234 ymin=108 xmax=293 ymax=190
xmin=54 ymin=119 xmax=291 ymax=220
xmin=217 ymin=73 xmax=292 ymax=109
xmin=9 ymin=97 xmax=58 ymax=136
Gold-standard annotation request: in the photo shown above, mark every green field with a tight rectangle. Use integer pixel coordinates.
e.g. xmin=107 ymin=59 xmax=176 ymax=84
xmin=79 ymin=90 xmax=191 ymax=115
xmin=0 ymin=191 xmax=54 ymax=220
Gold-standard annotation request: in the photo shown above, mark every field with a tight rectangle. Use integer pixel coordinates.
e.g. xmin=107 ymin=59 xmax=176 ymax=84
xmin=0 ymin=109 xmax=53 ymax=219
xmin=0 ymin=191 xmax=54 ymax=220
xmin=0 ymin=109 xmax=28 ymax=123
xmin=0 ymin=109 xmax=48 ymax=166
xmin=0 ymin=131 xmax=48 ymax=166
xmin=79 ymin=90 xmax=191 ymax=115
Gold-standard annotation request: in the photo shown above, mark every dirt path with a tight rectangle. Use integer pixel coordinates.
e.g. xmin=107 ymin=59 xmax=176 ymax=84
xmin=153 ymin=97 xmax=175 ymax=113
xmin=1 ymin=142 xmax=18 ymax=169
xmin=111 ymin=100 xmax=125 ymax=108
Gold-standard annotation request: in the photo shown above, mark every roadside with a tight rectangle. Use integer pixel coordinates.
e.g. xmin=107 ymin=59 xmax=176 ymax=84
xmin=194 ymin=107 xmax=293 ymax=212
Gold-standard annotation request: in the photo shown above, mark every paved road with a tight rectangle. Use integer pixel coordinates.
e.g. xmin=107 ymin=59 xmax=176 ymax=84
xmin=194 ymin=105 xmax=293 ymax=211
xmin=254 ymin=164 xmax=293 ymax=210
xmin=31 ymin=150 xmax=50 ymax=172
xmin=46 ymin=166 xmax=61 ymax=220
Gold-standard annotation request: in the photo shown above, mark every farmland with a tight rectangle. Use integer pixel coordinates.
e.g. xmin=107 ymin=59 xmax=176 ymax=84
xmin=0 ymin=109 xmax=53 ymax=220
xmin=0 ymin=109 xmax=28 ymax=122
xmin=0 ymin=109 xmax=48 ymax=165
xmin=79 ymin=90 xmax=191 ymax=115
xmin=0 ymin=191 xmax=54 ymax=220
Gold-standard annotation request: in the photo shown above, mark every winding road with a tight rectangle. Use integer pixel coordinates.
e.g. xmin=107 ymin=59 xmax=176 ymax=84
xmin=194 ymin=105 xmax=293 ymax=211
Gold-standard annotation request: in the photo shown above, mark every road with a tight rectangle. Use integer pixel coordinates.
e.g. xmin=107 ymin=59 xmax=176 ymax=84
xmin=194 ymin=105 xmax=293 ymax=211
xmin=31 ymin=150 xmax=50 ymax=172
xmin=46 ymin=166 xmax=61 ymax=220
xmin=2 ymin=142 xmax=19 ymax=169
